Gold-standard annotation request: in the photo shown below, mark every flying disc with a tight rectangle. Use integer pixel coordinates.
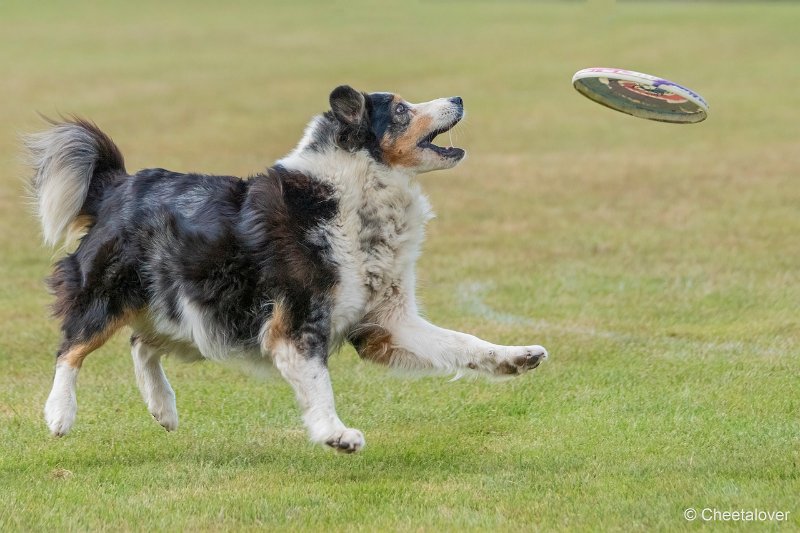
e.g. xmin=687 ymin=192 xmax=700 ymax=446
xmin=572 ymin=67 xmax=708 ymax=124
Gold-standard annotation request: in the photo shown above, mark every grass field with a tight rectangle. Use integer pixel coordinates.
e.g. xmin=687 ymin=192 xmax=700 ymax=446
xmin=1 ymin=1 xmax=798 ymax=530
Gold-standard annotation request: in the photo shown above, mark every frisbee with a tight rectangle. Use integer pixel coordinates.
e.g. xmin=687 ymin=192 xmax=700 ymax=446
xmin=572 ymin=67 xmax=708 ymax=124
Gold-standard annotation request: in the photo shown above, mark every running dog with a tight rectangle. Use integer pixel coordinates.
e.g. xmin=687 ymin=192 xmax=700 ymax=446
xmin=27 ymin=86 xmax=547 ymax=453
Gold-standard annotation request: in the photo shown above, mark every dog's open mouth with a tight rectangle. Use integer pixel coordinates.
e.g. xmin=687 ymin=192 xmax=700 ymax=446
xmin=417 ymin=116 xmax=465 ymax=159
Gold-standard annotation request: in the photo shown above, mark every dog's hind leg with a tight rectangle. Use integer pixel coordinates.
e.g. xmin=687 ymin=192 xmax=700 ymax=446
xmin=44 ymin=313 xmax=131 ymax=437
xmin=130 ymin=336 xmax=178 ymax=432
xmin=44 ymin=253 xmax=139 ymax=437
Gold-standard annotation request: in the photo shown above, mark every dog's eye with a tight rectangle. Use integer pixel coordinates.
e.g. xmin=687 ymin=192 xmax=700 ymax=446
xmin=394 ymin=103 xmax=407 ymax=115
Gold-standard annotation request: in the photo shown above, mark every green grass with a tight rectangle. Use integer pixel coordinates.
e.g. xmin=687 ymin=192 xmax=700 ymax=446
xmin=1 ymin=1 xmax=798 ymax=530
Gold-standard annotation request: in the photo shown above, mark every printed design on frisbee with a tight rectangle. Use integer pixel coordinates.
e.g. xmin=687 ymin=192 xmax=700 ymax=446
xmin=609 ymin=80 xmax=688 ymax=103
xmin=571 ymin=67 xmax=709 ymax=124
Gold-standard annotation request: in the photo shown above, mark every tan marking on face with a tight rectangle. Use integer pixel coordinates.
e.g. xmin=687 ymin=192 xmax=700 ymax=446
xmin=351 ymin=325 xmax=394 ymax=365
xmin=380 ymin=105 xmax=433 ymax=168
xmin=60 ymin=312 xmax=134 ymax=368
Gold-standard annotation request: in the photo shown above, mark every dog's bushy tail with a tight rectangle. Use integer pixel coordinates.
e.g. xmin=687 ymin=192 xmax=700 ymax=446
xmin=24 ymin=117 xmax=126 ymax=247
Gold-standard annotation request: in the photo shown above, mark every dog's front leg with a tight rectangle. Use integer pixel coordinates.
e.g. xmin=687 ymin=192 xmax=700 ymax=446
xmin=351 ymin=312 xmax=547 ymax=376
xmin=268 ymin=338 xmax=364 ymax=453
xmin=264 ymin=306 xmax=364 ymax=453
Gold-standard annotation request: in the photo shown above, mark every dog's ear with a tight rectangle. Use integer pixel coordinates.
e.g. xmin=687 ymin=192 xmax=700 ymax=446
xmin=330 ymin=85 xmax=366 ymax=126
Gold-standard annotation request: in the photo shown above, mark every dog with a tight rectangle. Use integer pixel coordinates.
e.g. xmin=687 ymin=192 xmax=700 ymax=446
xmin=26 ymin=86 xmax=547 ymax=453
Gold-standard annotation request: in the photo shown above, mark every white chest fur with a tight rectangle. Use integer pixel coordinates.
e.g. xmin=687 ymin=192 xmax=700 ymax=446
xmin=278 ymin=143 xmax=434 ymax=342
xmin=355 ymin=175 xmax=433 ymax=295
xmin=327 ymin=168 xmax=434 ymax=341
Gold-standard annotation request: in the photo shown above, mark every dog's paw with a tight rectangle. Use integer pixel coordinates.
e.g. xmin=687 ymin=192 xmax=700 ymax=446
xmin=149 ymin=401 xmax=178 ymax=432
xmin=495 ymin=345 xmax=548 ymax=375
xmin=325 ymin=428 xmax=366 ymax=454
xmin=44 ymin=391 xmax=77 ymax=437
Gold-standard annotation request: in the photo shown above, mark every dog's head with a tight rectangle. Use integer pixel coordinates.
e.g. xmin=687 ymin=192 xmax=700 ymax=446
xmin=324 ymin=85 xmax=465 ymax=174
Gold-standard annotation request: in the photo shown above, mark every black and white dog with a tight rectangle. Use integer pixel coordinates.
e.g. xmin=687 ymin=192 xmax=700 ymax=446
xmin=27 ymin=86 xmax=547 ymax=453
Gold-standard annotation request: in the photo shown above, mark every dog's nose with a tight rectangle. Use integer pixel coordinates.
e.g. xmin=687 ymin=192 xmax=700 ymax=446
xmin=450 ymin=96 xmax=463 ymax=107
